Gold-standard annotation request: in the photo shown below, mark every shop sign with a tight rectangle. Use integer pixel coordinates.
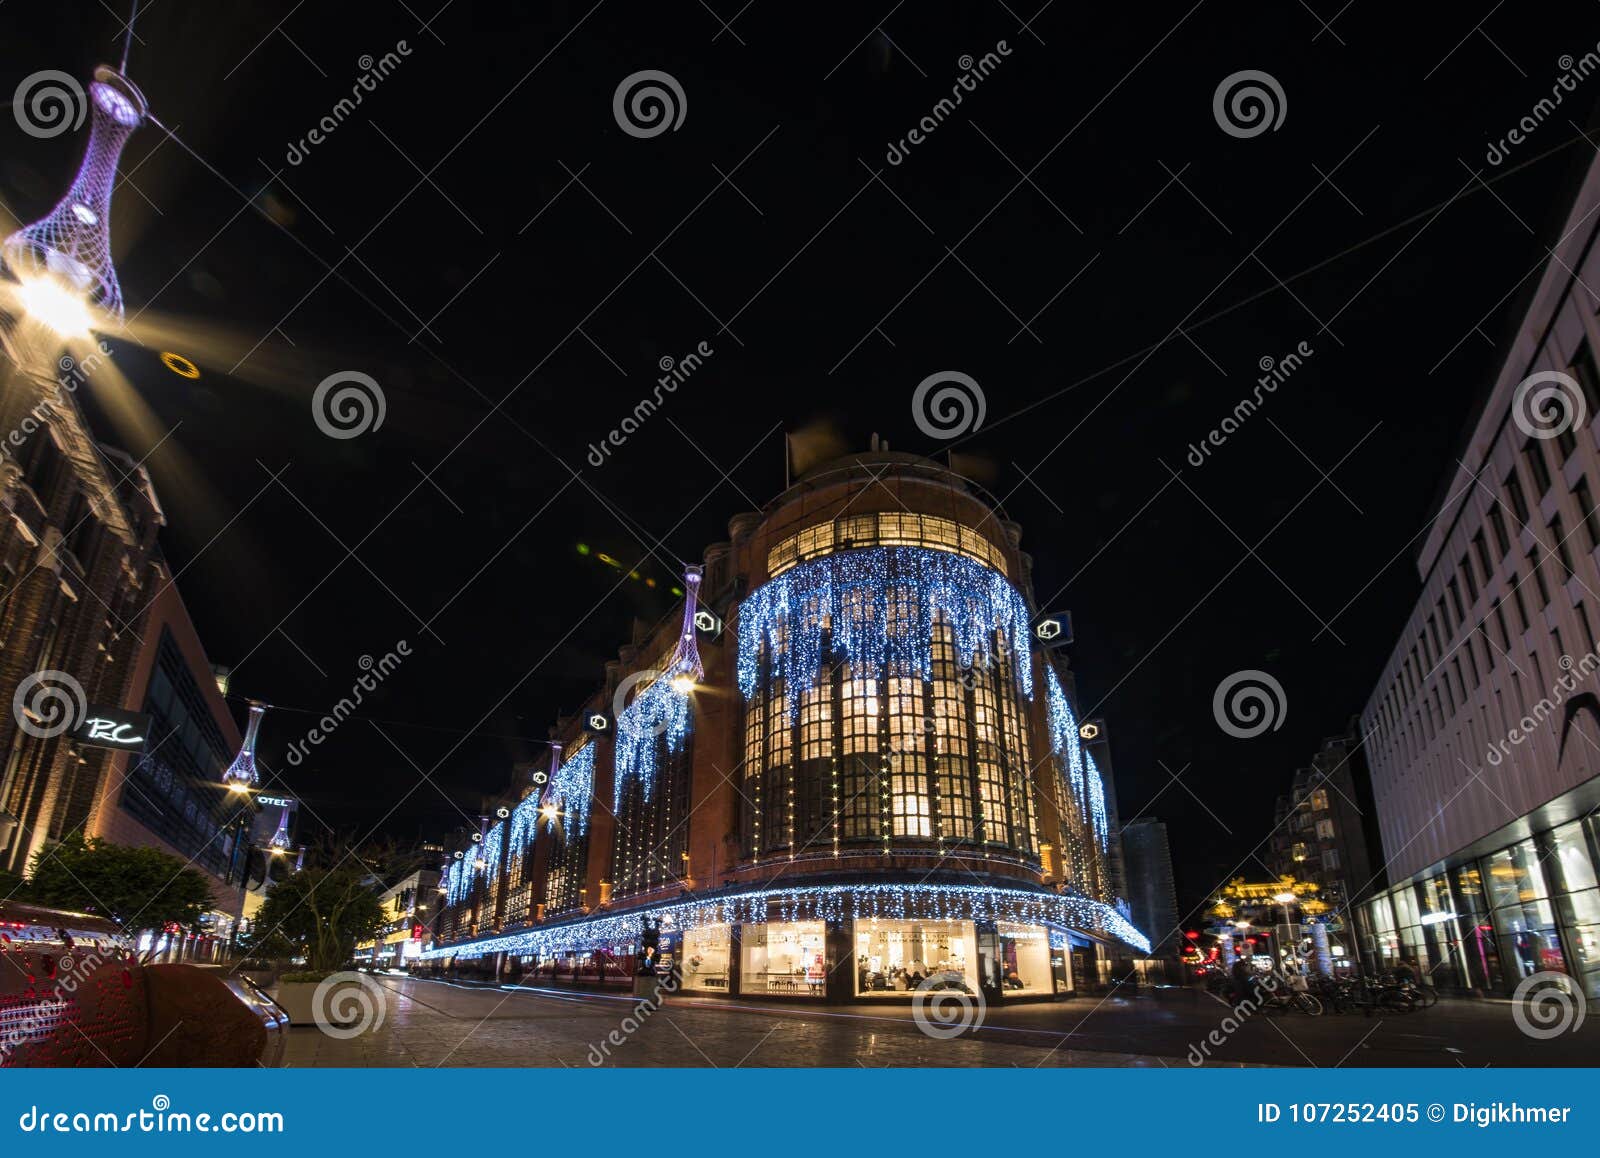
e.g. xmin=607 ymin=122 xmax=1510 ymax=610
xmin=70 ymin=706 xmax=150 ymax=751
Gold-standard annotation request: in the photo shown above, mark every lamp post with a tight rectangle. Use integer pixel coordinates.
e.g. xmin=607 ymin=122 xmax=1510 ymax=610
xmin=1273 ymin=891 xmax=1298 ymax=978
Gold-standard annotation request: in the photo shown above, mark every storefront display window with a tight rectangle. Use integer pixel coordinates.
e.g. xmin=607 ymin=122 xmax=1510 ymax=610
xmin=1550 ymin=821 xmax=1599 ymax=895
xmin=854 ymin=918 xmax=978 ymax=995
xmin=1485 ymin=840 xmax=1548 ymax=909
xmin=741 ymin=921 xmax=827 ymax=997
xmin=681 ymin=925 xmax=731 ymax=992
xmin=996 ymin=922 xmax=1052 ymax=995
xmin=1494 ymin=897 xmax=1564 ymax=978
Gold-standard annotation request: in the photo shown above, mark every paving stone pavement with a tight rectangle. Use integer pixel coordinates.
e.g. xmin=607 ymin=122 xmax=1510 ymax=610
xmin=278 ymin=976 xmax=1199 ymax=1067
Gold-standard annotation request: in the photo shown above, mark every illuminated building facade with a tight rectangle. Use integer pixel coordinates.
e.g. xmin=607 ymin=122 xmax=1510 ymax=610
xmin=1356 ymin=151 xmax=1600 ymax=998
xmin=355 ymin=869 xmax=443 ymax=968
xmin=0 ymin=339 xmax=253 ymax=955
xmin=424 ymin=451 xmax=1149 ymax=1000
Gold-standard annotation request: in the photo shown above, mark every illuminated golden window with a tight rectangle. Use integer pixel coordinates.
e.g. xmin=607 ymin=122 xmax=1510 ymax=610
xmin=767 ymin=513 xmax=1007 ymax=577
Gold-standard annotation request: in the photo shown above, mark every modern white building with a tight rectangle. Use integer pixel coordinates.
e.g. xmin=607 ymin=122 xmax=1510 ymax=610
xmin=1356 ymin=151 xmax=1600 ymax=998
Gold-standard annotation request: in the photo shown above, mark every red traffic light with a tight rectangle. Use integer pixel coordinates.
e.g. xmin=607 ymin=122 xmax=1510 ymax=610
xmin=1184 ymin=930 xmax=1201 ymax=939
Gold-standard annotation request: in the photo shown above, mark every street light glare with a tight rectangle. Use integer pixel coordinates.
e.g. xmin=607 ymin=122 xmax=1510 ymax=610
xmin=16 ymin=276 xmax=94 ymax=337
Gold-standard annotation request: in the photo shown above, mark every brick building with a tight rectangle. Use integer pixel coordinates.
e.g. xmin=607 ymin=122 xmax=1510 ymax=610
xmin=0 ymin=324 xmax=253 ymax=954
xmin=424 ymin=450 xmax=1150 ymax=1001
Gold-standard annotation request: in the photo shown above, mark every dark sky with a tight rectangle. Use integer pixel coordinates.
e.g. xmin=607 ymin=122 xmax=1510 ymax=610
xmin=5 ymin=1 xmax=1597 ymax=919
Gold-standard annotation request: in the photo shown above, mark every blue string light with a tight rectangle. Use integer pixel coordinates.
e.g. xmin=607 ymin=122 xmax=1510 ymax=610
xmin=509 ymin=791 xmax=541 ymax=854
xmin=445 ymin=859 xmax=470 ymax=905
xmin=421 ymin=881 xmax=1150 ymax=959
xmin=613 ymin=672 xmax=694 ymax=810
xmin=548 ymin=743 xmax=596 ymax=836
xmin=736 ymin=546 xmax=1034 ymax=712
xmin=1044 ymin=666 xmax=1086 ymax=806
xmin=613 ymin=568 xmax=705 ymax=810
xmin=483 ymin=823 xmax=504 ymax=880
xmin=1086 ymin=751 xmax=1109 ymax=850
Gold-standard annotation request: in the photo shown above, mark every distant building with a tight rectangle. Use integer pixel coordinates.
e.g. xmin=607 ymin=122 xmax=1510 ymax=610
xmin=356 ymin=868 xmax=443 ymax=968
xmin=1267 ymin=727 xmax=1383 ymax=919
xmin=1121 ymin=818 xmax=1179 ymax=956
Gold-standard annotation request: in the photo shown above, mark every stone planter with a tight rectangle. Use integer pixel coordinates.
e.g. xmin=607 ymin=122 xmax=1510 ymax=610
xmin=274 ymin=976 xmax=362 ymax=1027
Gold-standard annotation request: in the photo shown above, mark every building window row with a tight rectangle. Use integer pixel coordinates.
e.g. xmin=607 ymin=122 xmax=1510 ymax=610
xmin=1367 ymin=359 xmax=1600 ymax=772
xmin=767 ymin=512 xmax=1008 ymax=579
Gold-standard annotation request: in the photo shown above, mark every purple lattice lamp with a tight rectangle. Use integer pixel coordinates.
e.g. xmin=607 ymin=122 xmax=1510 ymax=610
xmin=3 ymin=65 xmax=147 ymax=328
xmin=222 ymin=702 xmax=266 ymax=792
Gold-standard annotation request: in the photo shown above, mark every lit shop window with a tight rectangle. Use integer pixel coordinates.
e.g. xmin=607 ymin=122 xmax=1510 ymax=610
xmin=680 ymin=925 xmax=732 ymax=993
xmin=854 ymin=918 xmax=978 ymax=996
xmin=996 ymin=922 xmax=1054 ymax=995
xmin=767 ymin=512 xmax=1008 ymax=578
xmin=740 ymin=921 xmax=828 ymax=997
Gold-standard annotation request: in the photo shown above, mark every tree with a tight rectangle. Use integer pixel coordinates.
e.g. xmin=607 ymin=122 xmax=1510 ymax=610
xmin=250 ymin=862 xmax=386 ymax=973
xmin=26 ymin=834 xmax=215 ymax=937
xmin=0 ymin=866 xmax=29 ymax=903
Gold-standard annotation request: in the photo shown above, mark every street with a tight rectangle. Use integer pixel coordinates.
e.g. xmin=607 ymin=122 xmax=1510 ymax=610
xmin=280 ymin=977 xmax=1598 ymax=1067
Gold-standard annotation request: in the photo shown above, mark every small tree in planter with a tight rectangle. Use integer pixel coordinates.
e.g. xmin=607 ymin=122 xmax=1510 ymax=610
xmin=251 ymin=858 xmax=386 ymax=1025
xmin=25 ymin=834 xmax=214 ymax=950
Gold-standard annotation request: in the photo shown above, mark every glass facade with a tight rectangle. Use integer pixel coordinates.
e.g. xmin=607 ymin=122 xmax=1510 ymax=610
xmin=768 ymin=511 xmax=1009 ymax=578
xmin=995 ymin=921 xmax=1053 ymax=995
xmin=680 ymin=924 xmax=732 ymax=993
xmin=740 ymin=920 xmax=827 ymax=997
xmin=854 ymin=918 xmax=979 ymax=995
xmin=741 ymin=615 xmax=1037 ymax=859
xmin=1360 ymin=806 xmax=1600 ymax=997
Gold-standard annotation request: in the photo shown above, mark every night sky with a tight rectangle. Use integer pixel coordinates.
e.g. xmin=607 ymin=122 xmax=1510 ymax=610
xmin=5 ymin=1 xmax=1597 ymax=921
